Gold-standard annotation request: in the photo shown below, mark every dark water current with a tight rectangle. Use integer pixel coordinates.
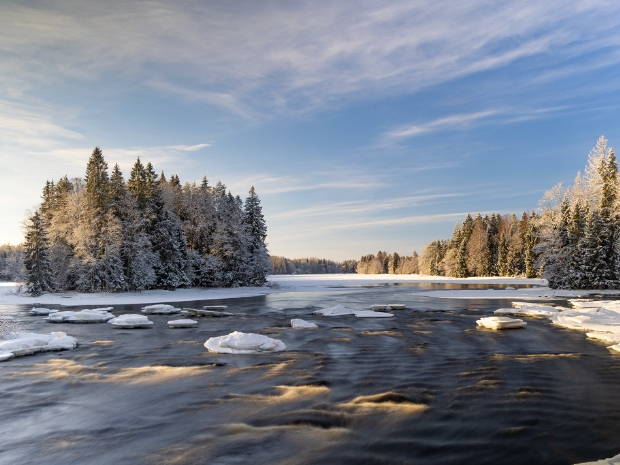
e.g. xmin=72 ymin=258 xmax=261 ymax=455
xmin=1 ymin=284 xmax=620 ymax=465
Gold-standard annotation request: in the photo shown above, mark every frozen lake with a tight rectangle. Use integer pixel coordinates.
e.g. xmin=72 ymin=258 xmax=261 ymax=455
xmin=1 ymin=283 xmax=620 ymax=464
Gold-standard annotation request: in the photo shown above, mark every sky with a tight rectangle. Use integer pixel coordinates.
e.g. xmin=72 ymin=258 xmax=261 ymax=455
xmin=2 ymin=0 xmax=620 ymax=261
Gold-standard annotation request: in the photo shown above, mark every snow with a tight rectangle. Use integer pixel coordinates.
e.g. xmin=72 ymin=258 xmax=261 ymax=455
xmin=167 ymin=319 xmax=198 ymax=328
xmin=204 ymin=331 xmax=286 ymax=354
xmin=477 ymin=316 xmax=526 ymax=330
xmin=0 ymin=331 xmax=77 ymax=361
xmin=494 ymin=303 xmax=559 ymax=318
xmin=29 ymin=307 xmax=59 ymax=315
xmin=109 ymin=314 xmax=153 ymax=328
xmin=45 ymin=308 xmax=115 ymax=323
xmin=291 ymin=319 xmax=318 ymax=329
xmin=586 ymin=332 xmax=620 ymax=344
xmin=141 ymin=304 xmax=181 ymax=314
xmin=181 ymin=308 xmax=234 ymax=317
xmin=314 ymin=304 xmax=393 ymax=318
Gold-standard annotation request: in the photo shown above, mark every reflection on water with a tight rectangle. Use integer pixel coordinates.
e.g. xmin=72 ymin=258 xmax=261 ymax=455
xmin=1 ymin=286 xmax=620 ymax=464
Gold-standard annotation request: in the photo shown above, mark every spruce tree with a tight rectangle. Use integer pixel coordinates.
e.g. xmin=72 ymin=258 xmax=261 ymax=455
xmin=23 ymin=211 xmax=54 ymax=296
xmin=243 ymin=186 xmax=269 ymax=285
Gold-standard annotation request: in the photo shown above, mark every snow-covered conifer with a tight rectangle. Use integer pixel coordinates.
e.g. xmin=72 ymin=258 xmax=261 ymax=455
xmin=23 ymin=211 xmax=54 ymax=296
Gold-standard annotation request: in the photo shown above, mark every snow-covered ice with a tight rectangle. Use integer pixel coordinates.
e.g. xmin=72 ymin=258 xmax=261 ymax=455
xmin=575 ymin=451 xmax=620 ymax=464
xmin=141 ymin=304 xmax=181 ymax=314
xmin=45 ymin=308 xmax=115 ymax=323
xmin=109 ymin=314 xmax=153 ymax=328
xmin=494 ymin=303 xmax=559 ymax=318
xmin=291 ymin=318 xmax=318 ymax=329
xmin=551 ymin=308 xmax=620 ymax=334
xmin=0 ymin=331 xmax=77 ymax=361
xmin=204 ymin=331 xmax=286 ymax=354
xmin=477 ymin=316 xmax=526 ymax=330
xmin=370 ymin=305 xmax=387 ymax=311
xmin=387 ymin=304 xmax=406 ymax=310
xmin=181 ymin=308 xmax=233 ymax=317
xmin=167 ymin=319 xmax=198 ymax=328
xmin=586 ymin=332 xmax=620 ymax=344
xmin=314 ymin=304 xmax=393 ymax=318
xmin=29 ymin=307 xmax=59 ymax=315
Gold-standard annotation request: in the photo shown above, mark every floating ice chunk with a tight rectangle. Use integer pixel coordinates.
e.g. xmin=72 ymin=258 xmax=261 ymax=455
xmin=609 ymin=344 xmax=620 ymax=353
xmin=314 ymin=304 xmax=357 ymax=316
xmin=29 ymin=307 xmax=59 ymax=315
xmin=168 ymin=319 xmax=198 ymax=328
xmin=182 ymin=308 xmax=233 ymax=317
xmin=110 ymin=314 xmax=153 ymax=328
xmin=141 ymin=304 xmax=181 ymax=314
xmin=387 ymin=304 xmax=406 ymax=310
xmin=204 ymin=331 xmax=286 ymax=354
xmin=291 ymin=319 xmax=318 ymax=329
xmin=370 ymin=305 xmax=387 ymax=311
xmin=495 ymin=305 xmax=559 ymax=317
xmin=551 ymin=308 xmax=620 ymax=333
xmin=477 ymin=316 xmax=526 ymax=330
xmin=586 ymin=332 xmax=620 ymax=344
xmin=355 ymin=310 xmax=394 ymax=318
xmin=45 ymin=309 xmax=115 ymax=323
xmin=203 ymin=305 xmax=228 ymax=310
xmin=0 ymin=331 xmax=77 ymax=361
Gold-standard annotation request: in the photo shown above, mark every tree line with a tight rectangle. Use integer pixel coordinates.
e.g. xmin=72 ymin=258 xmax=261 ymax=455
xmin=22 ymin=147 xmax=269 ymax=296
xmin=269 ymin=256 xmax=358 ymax=274
xmin=357 ymin=251 xmax=419 ymax=274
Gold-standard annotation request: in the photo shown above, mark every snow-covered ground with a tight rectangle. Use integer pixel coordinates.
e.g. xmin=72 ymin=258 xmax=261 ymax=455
xmin=2 ymin=274 xmax=617 ymax=307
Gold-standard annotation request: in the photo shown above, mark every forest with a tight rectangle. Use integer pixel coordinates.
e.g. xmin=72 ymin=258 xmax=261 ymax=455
xmin=269 ymin=256 xmax=357 ymax=274
xmin=22 ymin=148 xmax=269 ymax=296
xmin=357 ymin=136 xmax=618 ymax=290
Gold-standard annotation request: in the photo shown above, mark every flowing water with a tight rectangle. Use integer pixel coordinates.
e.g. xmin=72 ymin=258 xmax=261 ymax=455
xmin=1 ymin=284 xmax=620 ymax=465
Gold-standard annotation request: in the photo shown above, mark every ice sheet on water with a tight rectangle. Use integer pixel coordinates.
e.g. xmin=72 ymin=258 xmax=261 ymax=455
xmin=551 ymin=308 xmax=620 ymax=334
xmin=477 ymin=316 xmax=526 ymax=330
xmin=496 ymin=305 xmax=559 ymax=317
xmin=109 ymin=314 xmax=153 ymax=328
xmin=0 ymin=331 xmax=77 ymax=361
xmin=204 ymin=331 xmax=286 ymax=354
xmin=574 ymin=451 xmax=620 ymax=464
xmin=314 ymin=304 xmax=393 ymax=318
xmin=45 ymin=309 xmax=115 ymax=323
xmin=291 ymin=319 xmax=318 ymax=329
xmin=141 ymin=304 xmax=181 ymax=314
xmin=586 ymin=332 xmax=620 ymax=344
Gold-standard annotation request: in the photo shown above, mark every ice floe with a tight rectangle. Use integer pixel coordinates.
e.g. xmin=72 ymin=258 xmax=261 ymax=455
xmin=29 ymin=307 xmax=58 ymax=315
xmin=0 ymin=331 xmax=77 ymax=361
xmin=586 ymin=332 xmax=620 ymax=344
xmin=370 ymin=305 xmax=387 ymax=311
xmin=494 ymin=303 xmax=559 ymax=318
xmin=551 ymin=308 xmax=620 ymax=334
xmin=291 ymin=318 xmax=318 ymax=329
xmin=477 ymin=316 xmax=526 ymax=330
xmin=181 ymin=308 xmax=233 ymax=317
xmin=204 ymin=331 xmax=286 ymax=354
xmin=167 ymin=319 xmax=198 ymax=328
xmin=141 ymin=304 xmax=181 ymax=314
xmin=314 ymin=304 xmax=393 ymax=318
xmin=109 ymin=314 xmax=153 ymax=328
xmin=387 ymin=304 xmax=406 ymax=310
xmin=203 ymin=305 xmax=228 ymax=310
xmin=45 ymin=308 xmax=115 ymax=323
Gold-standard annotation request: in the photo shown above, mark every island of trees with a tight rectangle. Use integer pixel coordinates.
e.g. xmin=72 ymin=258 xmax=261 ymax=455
xmin=356 ymin=137 xmax=619 ymax=290
xmin=22 ymin=148 xmax=269 ymax=295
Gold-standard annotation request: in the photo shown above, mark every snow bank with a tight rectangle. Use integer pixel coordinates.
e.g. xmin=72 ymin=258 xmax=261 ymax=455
xmin=181 ymin=308 xmax=233 ymax=317
xmin=314 ymin=304 xmax=393 ymax=318
xmin=45 ymin=308 xmax=115 ymax=323
xmin=0 ymin=331 xmax=77 ymax=361
xmin=494 ymin=303 xmax=559 ymax=318
xmin=141 ymin=304 xmax=181 ymax=314
xmin=291 ymin=319 xmax=318 ymax=329
xmin=29 ymin=307 xmax=58 ymax=315
xmin=204 ymin=331 xmax=286 ymax=354
xmin=477 ymin=316 xmax=526 ymax=330
xmin=168 ymin=319 xmax=198 ymax=328
xmin=109 ymin=314 xmax=153 ymax=328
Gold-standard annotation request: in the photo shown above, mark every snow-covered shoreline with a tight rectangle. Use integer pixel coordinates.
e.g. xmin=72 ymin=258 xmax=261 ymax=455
xmin=3 ymin=274 xmax=619 ymax=306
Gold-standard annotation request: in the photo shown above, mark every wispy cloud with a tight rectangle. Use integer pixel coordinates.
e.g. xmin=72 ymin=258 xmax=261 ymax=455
xmin=385 ymin=111 xmax=498 ymax=139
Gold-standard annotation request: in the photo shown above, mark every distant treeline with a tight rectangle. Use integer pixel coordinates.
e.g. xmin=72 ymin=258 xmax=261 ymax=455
xmin=0 ymin=244 xmax=24 ymax=281
xmin=269 ymin=256 xmax=358 ymax=274
xmin=357 ymin=251 xmax=419 ymax=274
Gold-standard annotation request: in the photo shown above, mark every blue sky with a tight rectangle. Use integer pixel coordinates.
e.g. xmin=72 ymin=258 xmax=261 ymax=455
xmin=1 ymin=0 xmax=620 ymax=260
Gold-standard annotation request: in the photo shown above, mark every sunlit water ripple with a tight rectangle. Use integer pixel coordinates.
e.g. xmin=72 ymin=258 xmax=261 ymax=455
xmin=1 ymin=284 xmax=619 ymax=464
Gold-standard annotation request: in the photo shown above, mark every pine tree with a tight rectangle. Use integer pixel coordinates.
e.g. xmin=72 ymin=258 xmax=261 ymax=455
xmin=84 ymin=147 xmax=111 ymax=214
xmin=244 ymin=186 xmax=269 ymax=285
xmin=127 ymin=158 xmax=149 ymax=210
xmin=23 ymin=211 xmax=54 ymax=296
